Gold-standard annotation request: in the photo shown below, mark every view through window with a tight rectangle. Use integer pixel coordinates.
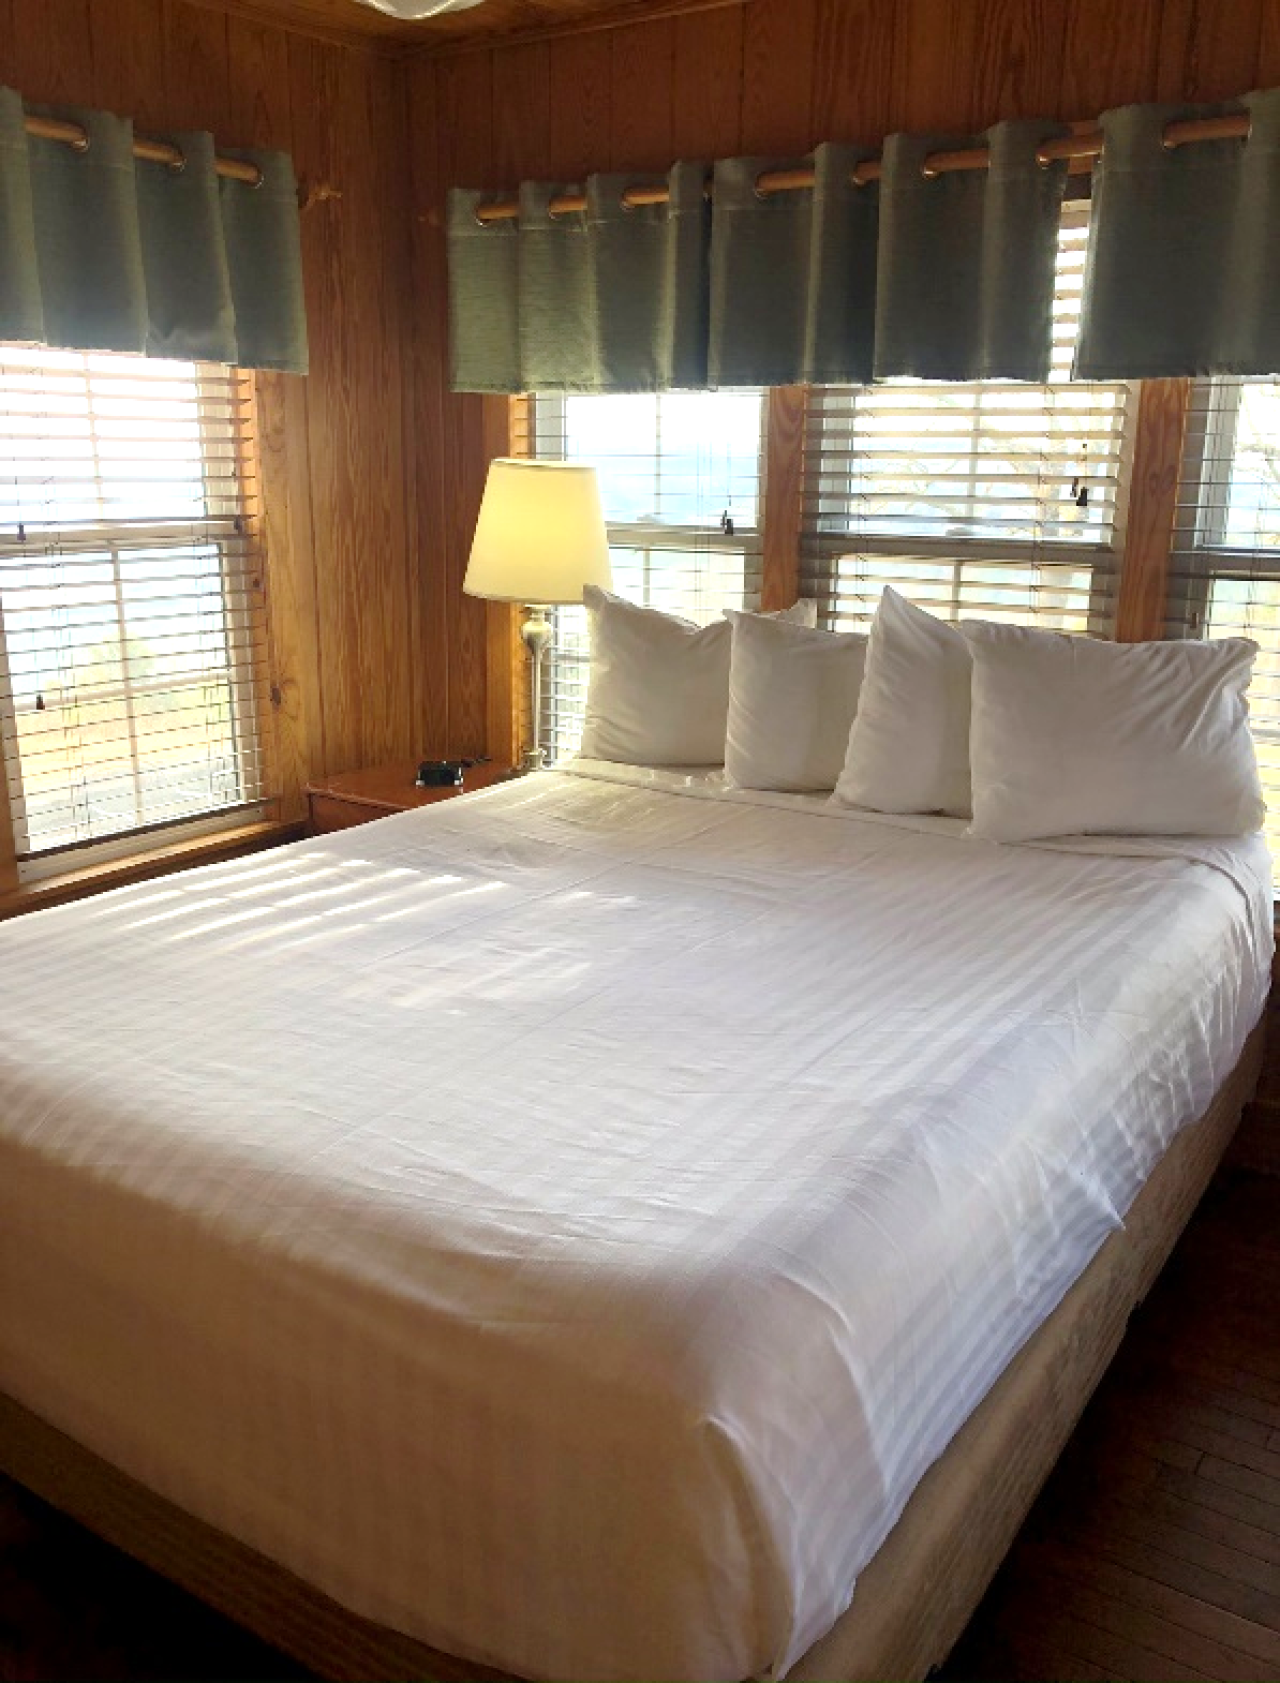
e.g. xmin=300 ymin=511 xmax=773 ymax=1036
xmin=532 ymin=387 xmax=766 ymax=762
xmin=0 ymin=348 xmax=265 ymax=866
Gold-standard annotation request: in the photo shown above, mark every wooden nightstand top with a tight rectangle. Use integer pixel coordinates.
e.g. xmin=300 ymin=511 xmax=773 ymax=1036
xmin=306 ymin=761 xmax=516 ymax=833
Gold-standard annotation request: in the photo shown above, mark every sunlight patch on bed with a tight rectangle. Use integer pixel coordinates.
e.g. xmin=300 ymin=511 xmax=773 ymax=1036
xmin=164 ymin=905 xmax=276 ymax=941
xmin=369 ymin=877 xmax=503 ymax=922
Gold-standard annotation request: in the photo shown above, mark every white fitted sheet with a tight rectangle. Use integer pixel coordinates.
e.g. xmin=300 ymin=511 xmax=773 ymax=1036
xmin=0 ymin=768 xmax=1271 ymax=1682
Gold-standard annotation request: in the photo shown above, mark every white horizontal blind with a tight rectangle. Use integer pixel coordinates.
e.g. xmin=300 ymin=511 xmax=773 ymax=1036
xmin=1171 ymin=378 xmax=1280 ymax=869
xmin=0 ymin=348 xmax=267 ymax=863
xmin=799 ymin=204 xmax=1133 ymax=635
xmin=532 ymin=390 xmax=766 ymax=762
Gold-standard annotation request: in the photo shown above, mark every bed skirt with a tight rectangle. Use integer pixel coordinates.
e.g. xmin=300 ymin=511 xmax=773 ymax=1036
xmin=0 ymin=1018 xmax=1265 ymax=1683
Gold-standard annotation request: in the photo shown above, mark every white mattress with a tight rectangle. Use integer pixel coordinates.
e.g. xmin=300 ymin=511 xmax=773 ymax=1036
xmin=0 ymin=766 xmax=1271 ymax=1683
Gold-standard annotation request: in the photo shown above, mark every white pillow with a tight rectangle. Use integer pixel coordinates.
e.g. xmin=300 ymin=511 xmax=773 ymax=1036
xmin=772 ymin=597 xmax=819 ymax=630
xmin=963 ymin=620 xmax=1265 ymax=841
xmin=578 ymin=588 xmax=816 ymax=766
xmin=725 ymin=611 xmax=867 ymax=792
xmin=834 ymin=587 xmax=972 ymax=816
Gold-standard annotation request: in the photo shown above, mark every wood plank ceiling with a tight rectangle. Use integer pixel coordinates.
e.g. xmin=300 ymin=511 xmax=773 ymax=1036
xmin=194 ymin=0 xmax=735 ymax=50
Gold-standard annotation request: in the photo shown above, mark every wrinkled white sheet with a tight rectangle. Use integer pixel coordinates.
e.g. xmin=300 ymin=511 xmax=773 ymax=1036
xmin=0 ymin=768 xmax=1271 ymax=1682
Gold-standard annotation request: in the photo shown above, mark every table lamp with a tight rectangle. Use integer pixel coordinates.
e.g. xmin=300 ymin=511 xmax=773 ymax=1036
xmin=464 ymin=458 xmax=612 ymax=773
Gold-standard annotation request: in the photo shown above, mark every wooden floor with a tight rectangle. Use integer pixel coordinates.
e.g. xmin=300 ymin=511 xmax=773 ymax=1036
xmin=2 ymin=1167 xmax=1277 ymax=1683
xmin=944 ymin=1165 xmax=1280 ymax=1683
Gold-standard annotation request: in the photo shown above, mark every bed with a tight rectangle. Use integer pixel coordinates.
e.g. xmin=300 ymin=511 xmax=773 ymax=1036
xmin=0 ymin=763 xmax=1272 ymax=1682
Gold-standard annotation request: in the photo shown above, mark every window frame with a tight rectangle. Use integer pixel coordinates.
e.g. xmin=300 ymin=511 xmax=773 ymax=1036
xmin=1169 ymin=374 xmax=1280 ymax=884
xmin=798 ymin=199 xmax=1137 ymax=641
xmin=1171 ymin=377 xmax=1280 ymax=638
xmin=0 ymin=352 xmax=271 ymax=874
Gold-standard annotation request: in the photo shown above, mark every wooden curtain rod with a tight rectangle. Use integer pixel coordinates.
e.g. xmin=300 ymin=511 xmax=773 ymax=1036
xmin=470 ymin=111 xmax=1250 ymax=223
xmin=24 ymin=114 xmax=262 ymax=186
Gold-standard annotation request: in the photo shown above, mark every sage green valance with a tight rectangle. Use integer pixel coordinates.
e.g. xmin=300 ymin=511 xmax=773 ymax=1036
xmin=451 ymin=127 xmax=1067 ymax=392
xmin=0 ymin=87 xmax=307 ymax=373
xmin=447 ymin=191 xmax=519 ymax=393
xmin=1075 ymin=89 xmax=1280 ymax=379
xmin=450 ymin=163 xmax=709 ymax=394
xmin=873 ymin=120 xmax=1070 ymax=382
xmin=448 ymin=96 xmax=1280 ymax=393
xmin=705 ymin=121 xmax=1068 ymax=388
xmin=708 ymin=144 xmax=878 ymax=387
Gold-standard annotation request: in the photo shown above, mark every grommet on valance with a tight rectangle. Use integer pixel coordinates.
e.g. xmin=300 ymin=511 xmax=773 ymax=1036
xmin=1075 ymin=90 xmax=1280 ymax=379
xmin=0 ymin=87 xmax=307 ymax=373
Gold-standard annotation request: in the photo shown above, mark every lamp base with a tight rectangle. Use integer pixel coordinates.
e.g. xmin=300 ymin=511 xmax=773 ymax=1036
xmin=519 ymin=605 xmax=554 ymax=774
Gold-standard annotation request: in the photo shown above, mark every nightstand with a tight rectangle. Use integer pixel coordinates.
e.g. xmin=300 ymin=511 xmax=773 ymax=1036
xmin=305 ymin=762 xmax=516 ymax=835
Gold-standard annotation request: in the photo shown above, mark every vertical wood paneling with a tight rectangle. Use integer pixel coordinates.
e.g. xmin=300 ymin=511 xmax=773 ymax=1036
xmin=969 ymin=0 xmax=1068 ymax=123
xmin=811 ymin=0 xmax=896 ymax=147
xmin=407 ymin=55 xmax=451 ymax=758
xmin=327 ymin=46 xmax=386 ymax=774
xmin=160 ymin=0 xmax=230 ymax=136
xmin=740 ymin=0 xmax=817 ymax=154
xmin=287 ymin=36 xmax=359 ymax=775
xmin=271 ymin=29 xmax=421 ymax=778
xmin=492 ymin=41 xmax=550 ymax=183
xmin=91 ymin=0 xmax=166 ymax=126
xmin=356 ymin=54 xmax=415 ymax=768
xmin=1057 ymin=0 xmax=1162 ymax=117
xmin=546 ymin=31 xmax=611 ymax=180
xmin=671 ymin=6 xmax=743 ymax=160
xmin=386 ymin=56 xmax=427 ymax=766
xmin=1157 ymin=0 xmax=1264 ymax=102
xmin=1260 ymin=0 xmax=1280 ymax=84
xmin=891 ymin=0 xmax=982 ymax=133
xmin=224 ymin=13 xmax=319 ymax=817
xmin=436 ymin=49 xmax=494 ymax=757
xmin=364 ymin=51 xmax=419 ymax=766
xmin=224 ymin=14 xmax=292 ymax=148
xmin=609 ymin=17 xmax=675 ymax=170
xmin=8 ymin=0 xmax=92 ymax=103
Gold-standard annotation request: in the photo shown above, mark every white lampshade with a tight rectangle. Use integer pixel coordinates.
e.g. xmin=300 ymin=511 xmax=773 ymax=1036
xmin=464 ymin=458 xmax=612 ymax=605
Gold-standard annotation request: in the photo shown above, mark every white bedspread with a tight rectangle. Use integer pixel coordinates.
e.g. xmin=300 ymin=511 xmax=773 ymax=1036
xmin=0 ymin=768 xmax=1271 ymax=1682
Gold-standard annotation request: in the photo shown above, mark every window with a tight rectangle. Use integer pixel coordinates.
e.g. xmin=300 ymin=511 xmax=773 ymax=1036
xmin=0 ymin=349 xmax=267 ymax=871
xmin=531 ymin=389 xmax=766 ymax=762
xmin=799 ymin=204 xmax=1134 ymax=636
xmin=1173 ymin=378 xmax=1280 ymax=867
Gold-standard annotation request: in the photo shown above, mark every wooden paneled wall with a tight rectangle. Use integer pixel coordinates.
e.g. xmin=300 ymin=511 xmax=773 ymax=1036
xmin=0 ymin=0 xmax=424 ymax=815
xmin=406 ymin=0 xmax=1280 ymax=756
xmin=8 ymin=0 xmax=1279 ymax=785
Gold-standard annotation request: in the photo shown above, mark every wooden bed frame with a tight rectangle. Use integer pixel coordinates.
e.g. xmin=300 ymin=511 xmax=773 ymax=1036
xmin=0 ymin=1020 xmax=1265 ymax=1683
